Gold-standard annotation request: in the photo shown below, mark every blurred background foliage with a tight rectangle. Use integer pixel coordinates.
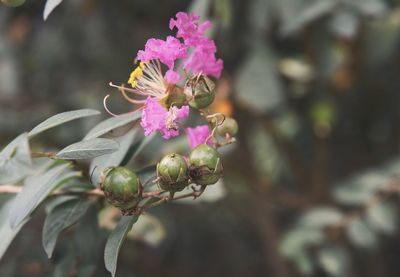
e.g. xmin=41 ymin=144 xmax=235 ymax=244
xmin=2 ymin=0 xmax=400 ymax=276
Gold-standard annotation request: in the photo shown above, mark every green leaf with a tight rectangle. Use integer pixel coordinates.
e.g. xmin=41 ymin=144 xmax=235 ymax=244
xmin=299 ymin=207 xmax=343 ymax=228
xmin=318 ymin=247 xmax=349 ymax=277
xmin=43 ymin=0 xmax=64 ymax=20
xmin=28 ymin=109 xmax=100 ymax=138
xmin=346 ymin=218 xmax=377 ymax=249
xmin=104 ymin=215 xmax=139 ymax=277
xmin=366 ymin=203 xmax=397 ymax=235
xmin=56 ymin=138 xmax=119 ymax=160
xmin=0 ymin=198 xmax=30 ymax=260
xmin=235 ymin=44 xmax=284 ymax=113
xmin=90 ymin=129 xmax=138 ymax=185
xmin=280 ymin=228 xmax=325 ymax=258
xmin=0 ymin=133 xmax=32 ymax=183
xmin=9 ymin=164 xmax=70 ymax=229
xmin=83 ymin=111 xmax=141 ymax=140
xmin=330 ymin=9 xmax=359 ymax=38
xmin=42 ymin=198 xmax=90 ymax=258
xmin=280 ymin=0 xmax=336 ymax=36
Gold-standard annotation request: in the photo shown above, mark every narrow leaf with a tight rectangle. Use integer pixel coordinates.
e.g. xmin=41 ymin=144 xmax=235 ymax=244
xmin=83 ymin=111 xmax=141 ymax=140
xmin=42 ymin=198 xmax=90 ymax=258
xmin=0 ymin=198 xmax=30 ymax=260
xmin=29 ymin=109 xmax=100 ymax=138
xmin=0 ymin=133 xmax=32 ymax=183
xmin=104 ymin=215 xmax=139 ymax=277
xmin=43 ymin=0 xmax=64 ymax=20
xmin=56 ymin=138 xmax=119 ymax=160
xmin=9 ymin=164 xmax=70 ymax=229
xmin=90 ymin=129 xmax=138 ymax=185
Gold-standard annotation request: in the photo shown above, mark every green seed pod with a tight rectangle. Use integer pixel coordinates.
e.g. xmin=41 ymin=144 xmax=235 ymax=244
xmin=189 ymin=144 xmax=223 ymax=185
xmin=160 ymin=85 xmax=188 ymax=109
xmin=101 ymin=167 xmax=141 ymax=211
xmin=188 ymin=76 xmax=216 ymax=109
xmin=1 ymin=0 xmax=25 ymax=7
xmin=157 ymin=153 xmax=189 ymax=192
xmin=217 ymin=117 xmax=239 ymax=137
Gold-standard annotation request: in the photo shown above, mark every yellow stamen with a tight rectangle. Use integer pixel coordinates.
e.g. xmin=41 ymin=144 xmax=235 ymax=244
xmin=128 ymin=62 xmax=145 ymax=88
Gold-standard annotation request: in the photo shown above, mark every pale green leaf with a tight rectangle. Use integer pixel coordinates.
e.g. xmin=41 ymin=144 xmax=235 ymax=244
xmin=318 ymin=247 xmax=349 ymax=277
xmin=346 ymin=218 xmax=377 ymax=248
xmin=0 ymin=198 xmax=30 ymax=260
xmin=28 ymin=109 xmax=100 ymax=138
xmin=9 ymin=164 xmax=70 ymax=229
xmin=42 ymin=198 xmax=90 ymax=258
xmin=235 ymin=44 xmax=284 ymax=113
xmin=83 ymin=111 xmax=141 ymax=140
xmin=366 ymin=203 xmax=397 ymax=235
xmin=104 ymin=215 xmax=139 ymax=277
xmin=0 ymin=133 xmax=32 ymax=183
xmin=56 ymin=138 xmax=119 ymax=160
xmin=300 ymin=207 xmax=343 ymax=228
xmin=90 ymin=129 xmax=138 ymax=185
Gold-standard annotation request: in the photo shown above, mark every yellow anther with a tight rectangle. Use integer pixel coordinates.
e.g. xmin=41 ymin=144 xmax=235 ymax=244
xmin=128 ymin=63 xmax=145 ymax=88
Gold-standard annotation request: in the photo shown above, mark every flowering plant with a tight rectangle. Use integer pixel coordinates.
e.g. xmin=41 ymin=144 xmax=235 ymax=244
xmin=0 ymin=11 xmax=238 ymax=276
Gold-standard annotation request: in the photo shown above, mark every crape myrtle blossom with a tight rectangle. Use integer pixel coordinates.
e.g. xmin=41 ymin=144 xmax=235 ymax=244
xmin=185 ymin=125 xmax=213 ymax=149
xmin=141 ymin=97 xmax=189 ymax=139
xmin=114 ymin=11 xmax=223 ymax=140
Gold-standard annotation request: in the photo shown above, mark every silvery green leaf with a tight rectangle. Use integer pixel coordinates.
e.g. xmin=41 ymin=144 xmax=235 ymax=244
xmin=189 ymin=0 xmax=212 ymax=20
xmin=104 ymin=215 xmax=139 ymax=277
xmin=83 ymin=111 xmax=141 ymax=140
xmin=346 ymin=218 xmax=377 ymax=249
xmin=90 ymin=129 xmax=138 ymax=185
xmin=330 ymin=9 xmax=359 ymax=38
xmin=9 ymin=164 xmax=70 ymax=229
xmin=42 ymin=198 xmax=91 ymax=258
xmin=43 ymin=0 xmax=64 ymax=20
xmin=300 ymin=207 xmax=343 ymax=228
xmin=318 ymin=247 xmax=349 ymax=277
xmin=293 ymin=251 xmax=315 ymax=275
xmin=280 ymin=228 xmax=325 ymax=258
xmin=235 ymin=44 xmax=284 ymax=113
xmin=366 ymin=203 xmax=397 ymax=235
xmin=0 ymin=198 xmax=30 ymax=260
xmin=280 ymin=0 xmax=337 ymax=36
xmin=56 ymin=138 xmax=119 ymax=160
xmin=127 ymin=214 xmax=166 ymax=247
xmin=0 ymin=133 xmax=32 ymax=183
xmin=28 ymin=109 xmax=100 ymax=138
xmin=349 ymin=0 xmax=388 ymax=16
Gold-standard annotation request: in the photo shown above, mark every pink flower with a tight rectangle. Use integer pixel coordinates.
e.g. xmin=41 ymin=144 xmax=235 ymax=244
xmin=140 ymin=97 xmax=189 ymax=139
xmin=137 ymin=36 xmax=187 ymax=84
xmin=169 ymin=12 xmax=211 ymax=46
xmin=185 ymin=125 xmax=213 ymax=149
xmin=184 ymin=39 xmax=223 ymax=78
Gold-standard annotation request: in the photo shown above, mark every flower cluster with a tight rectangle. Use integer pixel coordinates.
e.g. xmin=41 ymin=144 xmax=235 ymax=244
xmin=109 ymin=11 xmax=231 ymax=149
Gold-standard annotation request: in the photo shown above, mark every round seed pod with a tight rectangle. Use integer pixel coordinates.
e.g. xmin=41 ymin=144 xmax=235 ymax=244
xmin=1 ymin=0 xmax=25 ymax=7
xmin=101 ymin=167 xmax=141 ymax=210
xmin=188 ymin=77 xmax=216 ymax=109
xmin=157 ymin=153 xmax=189 ymax=192
xmin=189 ymin=144 xmax=222 ymax=185
xmin=217 ymin=117 xmax=239 ymax=137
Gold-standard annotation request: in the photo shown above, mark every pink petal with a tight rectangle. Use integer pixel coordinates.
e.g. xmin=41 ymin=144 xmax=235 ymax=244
xmin=140 ymin=97 xmax=168 ymax=137
xmin=185 ymin=125 xmax=213 ymax=149
xmin=137 ymin=36 xmax=187 ymax=69
xmin=164 ymin=69 xmax=180 ymax=84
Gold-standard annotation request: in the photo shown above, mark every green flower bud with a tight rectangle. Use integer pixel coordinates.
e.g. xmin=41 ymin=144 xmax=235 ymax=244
xmin=217 ymin=117 xmax=239 ymax=137
xmin=157 ymin=153 xmax=189 ymax=192
xmin=1 ymin=0 xmax=25 ymax=7
xmin=189 ymin=144 xmax=223 ymax=185
xmin=188 ymin=76 xmax=216 ymax=109
xmin=101 ymin=167 xmax=141 ymax=210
